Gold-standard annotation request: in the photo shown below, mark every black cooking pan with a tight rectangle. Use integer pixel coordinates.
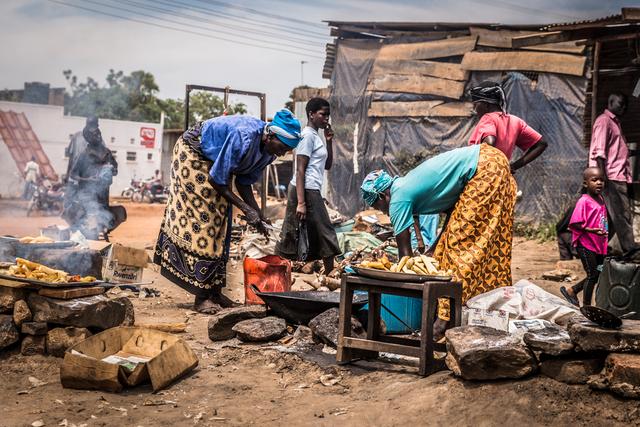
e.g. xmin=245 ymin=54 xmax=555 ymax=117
xmin=580 ymin=305 xmax=636 ymax=329
xmin=250 ymin=285 xmax=368 ymax=325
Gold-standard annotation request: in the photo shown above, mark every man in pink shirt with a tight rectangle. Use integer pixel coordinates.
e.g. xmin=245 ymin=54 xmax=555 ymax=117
xmin=468 ymin=81 xmax=548 ymax=172
xmin=589 ymin=93 xmax=635 ymax=253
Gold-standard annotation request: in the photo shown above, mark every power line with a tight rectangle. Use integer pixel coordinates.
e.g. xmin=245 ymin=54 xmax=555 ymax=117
xmin=82 ymin=0 xmax=323 ymax=54
xmin=110 ymin=0 xmax=325 ymax=48
xmin=195 ymin=0 xmax=327 ymax=30
xmin=167 ymin=0 xmax=330 ymax=39
xmin=47 ymin=0 xmax=324 ymax=59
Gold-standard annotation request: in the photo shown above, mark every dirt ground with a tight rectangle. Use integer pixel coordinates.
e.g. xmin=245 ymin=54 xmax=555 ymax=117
xmin=1 ymin=200 xmax=638 ymax=427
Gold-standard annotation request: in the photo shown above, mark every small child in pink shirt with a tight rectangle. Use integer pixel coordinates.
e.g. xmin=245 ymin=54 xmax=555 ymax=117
xmin=561 ymin=167 xmax=608 ymax=306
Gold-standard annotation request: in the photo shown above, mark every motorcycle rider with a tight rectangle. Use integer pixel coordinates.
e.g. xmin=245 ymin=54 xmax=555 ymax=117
xmin=150 ymin=169 xmax=163 ymax=198
xmin=23 ymin=156 xmax=40 ymax=200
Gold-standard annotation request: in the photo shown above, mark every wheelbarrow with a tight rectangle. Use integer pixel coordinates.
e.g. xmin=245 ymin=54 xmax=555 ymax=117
xmin=250 ymin=285 xmax=368 ymax=325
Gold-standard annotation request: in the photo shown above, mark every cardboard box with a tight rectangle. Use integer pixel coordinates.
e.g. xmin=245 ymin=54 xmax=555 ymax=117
xmin=102 ymin=244 xmax=148 ymax=283
xmin=60 ymin=327 xmax=198 ymax=392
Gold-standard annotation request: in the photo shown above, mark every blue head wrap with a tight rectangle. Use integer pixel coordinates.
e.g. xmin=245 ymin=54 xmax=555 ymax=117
xmin=267 ymin=109 xmax=302 ymax=148
xmin=360 ymin=170 xmax=396 ymax=206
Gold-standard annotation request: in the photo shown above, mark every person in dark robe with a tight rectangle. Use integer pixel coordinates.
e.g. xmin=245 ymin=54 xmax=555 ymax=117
xmin=63 ymin=116 xmax=121 ymax=239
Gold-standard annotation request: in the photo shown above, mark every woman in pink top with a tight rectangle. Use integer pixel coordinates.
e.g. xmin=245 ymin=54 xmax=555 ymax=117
xmin=468 ymin=81 xmax=548 ymax=173
xmin=560 ymin=167 xmax=608 ymax=307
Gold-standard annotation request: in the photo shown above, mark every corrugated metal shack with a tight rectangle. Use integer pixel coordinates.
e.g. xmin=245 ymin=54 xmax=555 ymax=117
xmin=321 ymin=9 xmax=640 ymax=223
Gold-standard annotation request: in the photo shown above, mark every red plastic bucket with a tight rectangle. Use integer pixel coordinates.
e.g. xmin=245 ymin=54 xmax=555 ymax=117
xmin=243 ymin=255 xmax=292 ymax=305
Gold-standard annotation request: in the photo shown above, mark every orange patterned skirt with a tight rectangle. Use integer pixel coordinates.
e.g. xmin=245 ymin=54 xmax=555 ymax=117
xmin=435 ymin=144 xmax=517 ymax=319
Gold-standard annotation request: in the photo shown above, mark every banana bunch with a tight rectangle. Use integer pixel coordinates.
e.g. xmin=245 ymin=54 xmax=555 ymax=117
xmin=359 ymin=255 xmax=451 ymax=276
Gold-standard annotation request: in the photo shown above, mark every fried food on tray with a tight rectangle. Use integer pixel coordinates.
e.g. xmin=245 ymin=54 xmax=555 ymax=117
xmin=5 ymin=258 xmax=96 ymax=283
xmin=18 ymin=235 xmax=55 ymax=244
xmin=359 ymin=255 xmax=452 ymax=277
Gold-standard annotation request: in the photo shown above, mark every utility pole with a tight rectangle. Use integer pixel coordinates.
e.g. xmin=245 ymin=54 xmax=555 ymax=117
xmin=300 ymin=60 xmax=307 ymax=85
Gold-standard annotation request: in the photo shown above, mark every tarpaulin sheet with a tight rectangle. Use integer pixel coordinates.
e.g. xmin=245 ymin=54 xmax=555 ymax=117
xmin=327 ymin=39 xmax=588 ymax=223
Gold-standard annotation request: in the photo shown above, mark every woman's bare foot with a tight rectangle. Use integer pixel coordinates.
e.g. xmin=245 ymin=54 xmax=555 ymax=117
xmin=194 ymin=296 xmax=223 ymax=314
xmin=209 ymin=291 xmax=237 ymax=308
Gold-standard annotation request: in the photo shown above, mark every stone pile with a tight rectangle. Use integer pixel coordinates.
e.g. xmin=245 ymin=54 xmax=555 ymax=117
xmin=0 ymin=286 xmax=134 ymax=357
xmin=445 ymin=315 xmax=640 ymax=399
xmin=207 ymin=305 xmax=365 ymax=348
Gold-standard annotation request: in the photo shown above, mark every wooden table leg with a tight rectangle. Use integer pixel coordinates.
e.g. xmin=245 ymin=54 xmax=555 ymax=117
xmin=357 ymin=290 xmax=381 ymax=360
xmin=419 ymin=284 xmax=436 ymax=376
xmin=336 ymin=277 xmax=354 ymax=364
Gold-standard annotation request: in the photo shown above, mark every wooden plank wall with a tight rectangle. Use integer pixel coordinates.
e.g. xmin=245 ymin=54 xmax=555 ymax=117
xmin=376 ymin=35 xmax=477 ymax=61
xmin=368 ymin=74 xmax=466 ymax=98
xmin=370 ymin=59 xmax=468 ymax=81
xmin=365 ymin=28 xmax=587 ymax=119
xmin=461 ymin=51 xmax=587 ymax=76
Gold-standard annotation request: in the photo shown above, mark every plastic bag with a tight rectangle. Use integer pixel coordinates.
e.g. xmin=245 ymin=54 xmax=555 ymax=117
xmin=297 ymin=221 xmax=309 ymax=262
xmin=466 ymin=279 xmax=580 ymax=326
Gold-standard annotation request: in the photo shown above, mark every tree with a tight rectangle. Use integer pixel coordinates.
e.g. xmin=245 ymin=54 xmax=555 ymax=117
xmin=62 ymin=70 xmax=246 ymax=128
xmin=161 ymin=91 xmax=247 ymax=129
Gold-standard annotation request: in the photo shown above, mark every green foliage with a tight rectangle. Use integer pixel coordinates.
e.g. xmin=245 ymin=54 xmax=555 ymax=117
xmin=0 ymin=90 xmax=21 ymax=102
xmin=513 ymin=221 xmax=557 ymax=242
xmin=62 ymin=69 xmax=246 ymax=128
xmin=163 ymin=91 xmax=247 ymax=129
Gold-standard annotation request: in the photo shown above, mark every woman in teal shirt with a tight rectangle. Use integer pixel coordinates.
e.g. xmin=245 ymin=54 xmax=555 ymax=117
xmin=361 ymin=143 xmax=517 ymax=333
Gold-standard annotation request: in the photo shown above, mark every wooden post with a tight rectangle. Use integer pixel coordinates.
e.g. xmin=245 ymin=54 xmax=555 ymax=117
xmin=260 ymin=94 xmax=268 ymax=215
xmin=590 ymin=41 xmax=601 ymax=130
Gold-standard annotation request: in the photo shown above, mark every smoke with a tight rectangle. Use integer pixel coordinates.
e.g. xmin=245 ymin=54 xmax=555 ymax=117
xmin=63 ymin=164 xmax=119 ymax=240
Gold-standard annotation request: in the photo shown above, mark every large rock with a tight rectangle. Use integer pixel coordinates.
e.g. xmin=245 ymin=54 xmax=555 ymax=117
xmin=232 ymin=316 xmax=287 ymax=342
xmin=12 ymin=299 xmax=32 ymax=327
xmin=589 ymin=353 xmax=640 ymax=398
xmin=568 ymin=317 xmax=640 ymax=352
xmin=208 ymin=305 xmax=267 ymax=341
xmin=0 ymin=314 xmax=19 ymax=350
xmin=46 ymin=327 xmax=92 ymax=357
xmin=0 ymin=287 xmax=26 ymax=313
xmin=308 ymin=308 xmax=366 ymax=348
xmin=523 ymin=325 xmax=574 ymax=356
xmin=21 ymin=335 xmax=46 ymax=356
xmin=28 ymin=294 xmax=133 ymax=330
xmin=21 ymin=322 xmax=48 ymax=336
xmin=540 ymin=355 xmax=605 ymax=384
xmin=445 ymin=325 xmax=538 ymax=380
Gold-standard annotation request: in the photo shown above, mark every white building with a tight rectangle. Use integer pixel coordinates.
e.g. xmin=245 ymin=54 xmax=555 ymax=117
xmin=0 ymin=100 xmax=163 ymax=197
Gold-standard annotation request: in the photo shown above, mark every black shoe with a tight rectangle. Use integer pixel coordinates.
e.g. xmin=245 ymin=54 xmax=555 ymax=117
xmin=560 ymin=286 xmax=580 ymax=307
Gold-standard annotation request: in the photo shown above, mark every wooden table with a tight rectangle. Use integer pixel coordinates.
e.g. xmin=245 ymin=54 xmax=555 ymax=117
xmin=337 ymin=275 xmax=462 ymax=376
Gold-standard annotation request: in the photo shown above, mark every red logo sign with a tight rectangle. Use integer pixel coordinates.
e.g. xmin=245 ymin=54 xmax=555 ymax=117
xmin=140 ymin=127 xmax=156 ymax=148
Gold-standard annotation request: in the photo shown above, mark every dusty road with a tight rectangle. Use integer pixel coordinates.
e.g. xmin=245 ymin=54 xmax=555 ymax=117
xmin=0 ymin=201 xmax=637 ymax=427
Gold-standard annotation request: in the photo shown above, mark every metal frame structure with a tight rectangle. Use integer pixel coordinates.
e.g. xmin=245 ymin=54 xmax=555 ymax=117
xmin=183 ymin=84 xmax=269 ymax=214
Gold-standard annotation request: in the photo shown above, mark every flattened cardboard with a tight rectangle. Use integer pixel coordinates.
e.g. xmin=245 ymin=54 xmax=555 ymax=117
xmin=61 ymin=327 xmax=198 ymax=392
xmin=102 ymin=244 xmax=149 ymax=283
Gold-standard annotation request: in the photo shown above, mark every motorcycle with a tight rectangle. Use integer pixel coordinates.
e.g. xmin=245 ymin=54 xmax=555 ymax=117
xmin=27 ymin=180 xmax=64 ymax=216
xmin=131 ymin=180 xmax=168 ymax=204
xmin=121 ymin=178 xmax=142 ymax=199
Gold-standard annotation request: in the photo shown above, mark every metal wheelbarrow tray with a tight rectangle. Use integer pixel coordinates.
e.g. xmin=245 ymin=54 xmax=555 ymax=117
xmin=251 ymin=285 xmax=368 ymax=325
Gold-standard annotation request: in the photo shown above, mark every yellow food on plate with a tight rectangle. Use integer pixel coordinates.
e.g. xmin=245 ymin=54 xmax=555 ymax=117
xmin=5 ymin=258 xmax=96 ymax=284
xmin=18 ymin=236 xmax=55 ymax=244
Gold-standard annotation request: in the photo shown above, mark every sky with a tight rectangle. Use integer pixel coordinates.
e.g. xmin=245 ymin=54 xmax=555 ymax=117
xmin=0 ymin=0 xmax=634 ymax=117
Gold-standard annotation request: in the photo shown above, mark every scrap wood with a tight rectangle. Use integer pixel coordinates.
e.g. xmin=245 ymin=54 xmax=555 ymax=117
xmin=135 ymin=322 xmax=188 ymax=333
xmin=39 ymin=286 xmax=105 ymax=299
xmin=461 ymin=51 xmax=587 ymax=76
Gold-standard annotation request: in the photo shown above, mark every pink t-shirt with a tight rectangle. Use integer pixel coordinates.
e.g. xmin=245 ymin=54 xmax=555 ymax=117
xmin=569 ymin=194 xmax=608 ymax=255
xmin=468 ymin=112 xmax=542 ymax=160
